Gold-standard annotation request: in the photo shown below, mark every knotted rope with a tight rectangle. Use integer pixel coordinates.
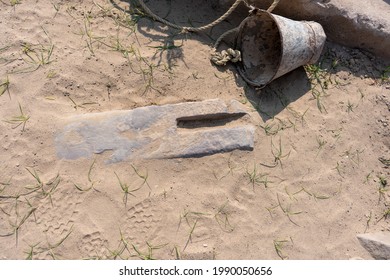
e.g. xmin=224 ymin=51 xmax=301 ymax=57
xmin=210 ymin=0 xmax=281 ymax=66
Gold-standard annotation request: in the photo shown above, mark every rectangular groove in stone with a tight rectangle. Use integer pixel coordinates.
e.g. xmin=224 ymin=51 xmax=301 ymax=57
xmin=176 ymin=112 xmax=246 ymax=129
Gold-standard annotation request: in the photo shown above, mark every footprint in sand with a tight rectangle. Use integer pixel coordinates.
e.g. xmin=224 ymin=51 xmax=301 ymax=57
xmin=79 ymin=231 xmax=110 ymax=260
xmin=121 ymin=197 xmax=165 ymax=246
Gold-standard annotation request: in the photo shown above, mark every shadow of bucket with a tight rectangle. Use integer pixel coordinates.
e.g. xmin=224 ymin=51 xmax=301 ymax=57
xmin=235 ymin=10 xmax=326 ymax=88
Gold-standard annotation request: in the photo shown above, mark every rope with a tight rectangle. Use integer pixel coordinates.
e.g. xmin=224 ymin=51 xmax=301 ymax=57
xmin=211 ymin=47 xmax=241 ymax=66
xmin=136 ymin=0 xmax=244 ymax=32
xmin=267 ymin=0 xmax=281 ymax=13
xmin=136 ymin=0 xmax=282 ymax=66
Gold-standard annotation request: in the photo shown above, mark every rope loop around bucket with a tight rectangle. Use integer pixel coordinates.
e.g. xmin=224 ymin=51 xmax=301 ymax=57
xmin=136 ymin=0 xmax=282 ymax=66
xmin=210 ymin=0 xmax=282 ymax=66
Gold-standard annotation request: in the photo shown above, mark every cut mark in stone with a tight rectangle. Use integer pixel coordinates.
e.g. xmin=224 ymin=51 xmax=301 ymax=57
xmin=55 ymin=99 xmax=255 ymax=163
xmin=177 ymin=112 xmax=246 ymax=129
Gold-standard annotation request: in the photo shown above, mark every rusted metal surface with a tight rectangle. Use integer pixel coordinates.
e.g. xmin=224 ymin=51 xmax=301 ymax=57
xmin=236 ymin=9 xmax=326 ymax=88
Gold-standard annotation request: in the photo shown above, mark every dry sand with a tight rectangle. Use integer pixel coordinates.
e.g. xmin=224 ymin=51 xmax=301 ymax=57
xmin=0 ymin=0 xmax=389 ymax=260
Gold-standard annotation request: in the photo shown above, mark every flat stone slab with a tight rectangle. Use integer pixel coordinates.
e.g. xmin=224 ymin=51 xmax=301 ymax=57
xmin=55 ymin=99 xmax=255 ymax=163
xmin=357 ymin=232 xmax=390 ymax=259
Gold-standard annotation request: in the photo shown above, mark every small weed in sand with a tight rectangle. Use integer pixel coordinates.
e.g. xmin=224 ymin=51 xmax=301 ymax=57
xmin=214 ymin=201 xmax=234 ymax=233
xmin=178 ymin=209 xmax=209 ymax=229
xmin=364 ymin=171 xmax=374 ymax=184
xmin=304 ymin=63 xmax=333 ymax=113
xmin=377 ymin=208 xmax=390 ymax=223
xmin=346 ymin=100 xmax=356 ymax=113
xmin=8 ymin=0 xmax=21 ymax=6
xmin=131 ymin=164 xmax=151 ymax=190
xmin=73 ymin=159 xmax=99 ymax=192
xmin=277 ymin=194 xmax=302 ymax=226
xmin=214 ymin=72 xmax=234 ymax=85
xmin=149 ymin=41 xmax=183 ymax=54
xmin=0 ymin=76 xmax=10 ymax=98
xmin=377 ymin=175 xmax=388 ymax=203
xmin=341 ymin=147 xmax=364 ymax=166
xmin=132 ymin=242 xmax=167 ymax=260
xmin=259 ymin=137 xmax=290 ymax=168
xmin=114 ymin=172 xmax=143 ymax=207
xmin=270 ymin=137 xmax=291 ymax=168
xmin=364 ymin=211 xmax=372 ymax=233
xmin=105 ymin=230 xmax=131 ymax=260
xmin=177 ymin=209 xmax=209 ymax=250
xmin=380 ymin=66 xmax=390 ymax=83
xmin=23 ymin=226 xmax=73 ymax=259
xmin=246 ymin=164 xmax=272 ymax=190
xmin=46 ymin=69 xmax=57 ymax=79
xmin=25 ymin=168 xmax=61 ymax=205
xmin=8 ymin=206 xmax=36 ymax=246
xmin=0 ymin=178 xmax=11 ymax=194
xmin=0 ymin=45 xmax=15 ymax=65
xmin=301 ymin=187 xmax=332 ymax=200
xmin=213 ymin=154 xmax=239 ymax=181
xmin=358 ymin=88 xmax=366 ymax=102
xmin=95 ymin=2 xmax=138 ymax=32
xmin=316 ymin=135 xmax=327 ymax=157
xmin=284 ymin=186 xmax=304 ymax=201
xmin=76 ymin=16 xmax=105 ymax=56
xmin=172 ymin=245 xmax=181 ymax=260
xmin=4 ymin=103 xmax=30 ymax=131
xmin=45 ymin=226 xmax=73 ymax=259
xmin=51 ymin=1 xmax=60 ymax=18
xmin=246 ymin=164 xmax=260 ymax=189
xmin=267 ymin=194 xmax=302 ymax=226
xmin=118 ymin=42 xmax=163 ymax=95
xmin=333 ymin=162 xmax=345 ymax=178
xmin=305 ymin=62 xmax=333 ymax=87
xmin=102 ymin=31 xmax=128 ymax=54
xmin=128 ymin=0 xmax=149 ymax=24
xmin=24 ymin=242 xmax=41 ymax=260
xmin=287 ymin=107 xmax=309 ymax=127
xmin=68 ymin=96 xmax=99 ymax=110
xmin=111 ymin=39 xmax=163 ymax=94
xmin=379 ymin=157 xmax=390 ymax=168
xmin=327 ymin=128 xmax=342 ymax=140
xmin=114 ymin=165 xmax=151 ymax=206
xmin=191 ymin=71 xmax=204 ymax=80
xmin=273 ymin=239 xmax=291 ymax=260
xmin=184 ymin=219 xmax=198 ymax=251
xmin=310 ymin=88 xmax=328 ymax=113
xmin=140 ymin=60 xmax=162 ymax=95
xmin=20 ymin=30 xmax=54 ymax=72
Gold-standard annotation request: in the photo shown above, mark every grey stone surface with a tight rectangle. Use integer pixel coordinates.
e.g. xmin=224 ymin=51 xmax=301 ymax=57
xmin=55 ymin=99 xmax=255 ymax=163
xmin=357 ymin=232 xmax=390 ymax=259
xmin=220 ymin=0 xmax=390 ymax=59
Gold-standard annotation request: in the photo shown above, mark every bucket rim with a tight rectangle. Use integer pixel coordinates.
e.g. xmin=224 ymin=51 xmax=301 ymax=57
xmin=235 ymin=9 xmax=284 ymax=88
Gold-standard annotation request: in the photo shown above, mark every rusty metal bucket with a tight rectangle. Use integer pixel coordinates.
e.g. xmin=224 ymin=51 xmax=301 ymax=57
xmin=235 ymin=10 xmax=326 ymax=88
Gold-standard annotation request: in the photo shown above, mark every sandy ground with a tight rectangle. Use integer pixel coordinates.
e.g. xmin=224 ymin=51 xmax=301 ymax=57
xmin=0 ymin=0 xmax=389 ymax=260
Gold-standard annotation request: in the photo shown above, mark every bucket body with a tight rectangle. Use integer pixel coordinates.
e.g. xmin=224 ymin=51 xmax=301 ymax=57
xmin=235 ymin=10 xmax=326 ymax=88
